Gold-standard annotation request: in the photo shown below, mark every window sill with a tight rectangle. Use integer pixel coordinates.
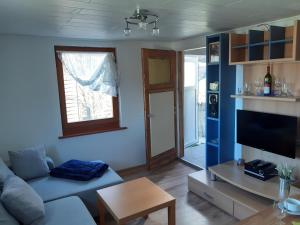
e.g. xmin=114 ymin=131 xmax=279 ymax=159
xmin=58 ymin=127 xmax=127 ymax=139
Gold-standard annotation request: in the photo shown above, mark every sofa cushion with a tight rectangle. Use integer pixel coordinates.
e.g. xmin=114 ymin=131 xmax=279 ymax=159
xmin=1 ymin=176 xmax=45 ymax=225
xmin=28 ymin=167 xmax=123 ymax=216
xmin=0 ymin=201 xmax=19 ymax=225
xmin=9 ymin=146 xmax=49 ymax=180
xmin=0 ymin=158 xmax=14 ymax=189
xmin=32 ymin=196 xmax=96 ymax=225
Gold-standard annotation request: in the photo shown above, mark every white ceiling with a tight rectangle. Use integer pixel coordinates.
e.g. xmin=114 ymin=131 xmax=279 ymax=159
xmin=1 ymin=0 xmax=300 ymax=41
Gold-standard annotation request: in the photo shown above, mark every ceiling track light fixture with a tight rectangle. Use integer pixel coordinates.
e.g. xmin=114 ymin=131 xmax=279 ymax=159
xmin=124 ymin=8 xmax=160 ymax=37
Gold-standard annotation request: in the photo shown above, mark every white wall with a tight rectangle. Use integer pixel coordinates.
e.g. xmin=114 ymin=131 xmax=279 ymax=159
xmin=0 ymin=34 xmax=172 ymax=170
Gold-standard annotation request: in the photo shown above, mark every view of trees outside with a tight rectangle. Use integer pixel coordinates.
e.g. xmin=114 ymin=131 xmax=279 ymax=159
xmin=63 ymin=67 xmax=113 ymax=123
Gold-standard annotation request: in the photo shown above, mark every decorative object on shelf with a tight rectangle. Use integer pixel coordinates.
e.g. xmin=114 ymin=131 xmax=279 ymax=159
xmin=276 ymin=163 xmax=294 ymax=201
xmin=208 ymin=42 xmax=220 ymax=63
xmin=208 ymin=93 xmax=218 ymax=118
xmin=264 ymin=65 xmax=272 ymax=96
xmin=209 ymin=81 xmax=219 ymax=91
xmin=123 ymin=7 xmax=159 ymax=37
xmin=236 ymin=158 xmax=245 ymax=166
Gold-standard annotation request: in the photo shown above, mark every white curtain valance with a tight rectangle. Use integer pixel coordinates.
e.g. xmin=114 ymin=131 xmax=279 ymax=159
xmin=58 ymin=51 xmax=118 ymax=97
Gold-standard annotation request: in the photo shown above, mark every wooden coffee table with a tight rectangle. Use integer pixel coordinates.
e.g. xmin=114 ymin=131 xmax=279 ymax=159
xmin=97 ymin=177 xmax=176 ymax=225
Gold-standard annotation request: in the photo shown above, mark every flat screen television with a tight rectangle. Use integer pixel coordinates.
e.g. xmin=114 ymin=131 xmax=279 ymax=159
xmin=237 ymin=110 xmax=298 ymax=159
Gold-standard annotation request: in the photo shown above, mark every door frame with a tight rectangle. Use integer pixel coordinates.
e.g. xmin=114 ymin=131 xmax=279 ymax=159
xmin=177 ymin=51 xmax=184 ymax=158
xmin=141 ymin=48 xmax=178 ymax=170
xmin=183 ymin=55 xmax=200 ymax=148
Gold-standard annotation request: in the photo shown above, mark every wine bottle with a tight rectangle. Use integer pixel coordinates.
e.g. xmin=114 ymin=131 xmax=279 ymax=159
xmin=264 ymin=65 xmax=272 ymax=96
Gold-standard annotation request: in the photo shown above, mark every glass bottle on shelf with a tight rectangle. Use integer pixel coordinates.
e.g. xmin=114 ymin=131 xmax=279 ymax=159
xmin=264 ymin=65 xmax=272 ymax=96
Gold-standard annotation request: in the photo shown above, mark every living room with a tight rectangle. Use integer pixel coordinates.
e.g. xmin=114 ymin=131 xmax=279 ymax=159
xmin=1 ymin=1 xmax=300 ymax=225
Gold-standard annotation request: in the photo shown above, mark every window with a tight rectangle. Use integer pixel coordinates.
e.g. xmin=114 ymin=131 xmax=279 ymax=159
xmin=55 ymin=46 xmax=122 ymax=138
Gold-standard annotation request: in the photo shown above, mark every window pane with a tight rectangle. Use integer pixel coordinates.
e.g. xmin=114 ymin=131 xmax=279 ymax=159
xmin=184 ymin=61 xmax=196 ymax=87
xmin=63 ymin=60 xmax=113 ymax=123
xmin=148 ymin=58 xmax=171 ymax=85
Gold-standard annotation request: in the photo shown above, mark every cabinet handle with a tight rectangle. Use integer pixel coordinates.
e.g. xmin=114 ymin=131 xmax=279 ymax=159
xmin=203 ymin=192 xmax=214 ymax=201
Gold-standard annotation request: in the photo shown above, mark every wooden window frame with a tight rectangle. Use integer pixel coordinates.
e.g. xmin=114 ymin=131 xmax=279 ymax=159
xmin=54 ymin=46 xmax=124 ymax=138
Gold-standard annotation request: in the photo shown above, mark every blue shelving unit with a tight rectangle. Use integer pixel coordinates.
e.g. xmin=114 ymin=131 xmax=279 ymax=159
xmin=206 ymin=33 xmax=236 ymax=168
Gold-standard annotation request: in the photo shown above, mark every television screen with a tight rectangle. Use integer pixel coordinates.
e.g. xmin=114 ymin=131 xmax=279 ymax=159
xmin=237 ymin=110 xmax=298 ymax=159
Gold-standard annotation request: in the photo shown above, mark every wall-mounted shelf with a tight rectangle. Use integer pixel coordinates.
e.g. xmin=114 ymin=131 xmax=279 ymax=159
xmin=207 ymin=116 xmax=219 ymax=121
xmin=207 ymin=62 xmax=220 ymax=66
xmin=207 ymin=141 xmax=219 ymax=148
xmin=229 ymin=20 xmax=300 ymax=65
xmin=207 ymin=90 xmax=219 ymax=94
xmin=229 ymin=57 xmax=294 ymax=65
xmin=230 ymin=94 xmax=300 ymax=102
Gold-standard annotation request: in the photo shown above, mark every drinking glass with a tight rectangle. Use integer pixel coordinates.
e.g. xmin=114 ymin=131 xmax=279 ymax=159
xmin=274 ymin=78 xmax=282 ymax=96
xmin=254 ymin=79 xmax=263 ymax=96
xmin=244 ymin=83 xmax=252 ymax=95
xmin=281 ymin=83 xmax=288 ymax=97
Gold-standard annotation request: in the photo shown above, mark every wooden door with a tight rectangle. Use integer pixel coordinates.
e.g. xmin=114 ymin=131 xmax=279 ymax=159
xmin=142 ymin=48 xmax=177 ymax=170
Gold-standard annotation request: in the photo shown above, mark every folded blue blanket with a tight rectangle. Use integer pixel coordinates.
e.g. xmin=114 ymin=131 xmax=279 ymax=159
xmin=50 ymin=160 xmax=109 ymax=181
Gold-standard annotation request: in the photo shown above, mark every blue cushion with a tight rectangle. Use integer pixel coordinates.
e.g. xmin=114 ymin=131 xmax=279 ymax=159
xmin=28 ymin=167 xmax=123 ymax=216
xmin=50 ymin=159 xmax=108 ymax=181
xmin=9 ymin=145 xmax=49 ymax=180
xmin=32 ymin=196 xmax=96 ymax=225
xmin=0 ymin=201 xmax=19 ymax=225
xmin=0 ymin=158 xmax=14 ymax=189
xmin=1 ymin=176 xmax=45 ymax=225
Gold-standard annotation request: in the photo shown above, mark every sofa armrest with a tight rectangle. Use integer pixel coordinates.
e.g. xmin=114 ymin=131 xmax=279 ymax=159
xmin=46 ymin=156 xmax=55 ymax=170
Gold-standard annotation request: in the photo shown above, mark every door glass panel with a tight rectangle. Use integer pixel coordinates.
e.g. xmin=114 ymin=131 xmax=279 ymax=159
xmin=184 ymin=62 xmax=196 ymax=87
xmin=148 ymin=58 xmax=171 ymax=85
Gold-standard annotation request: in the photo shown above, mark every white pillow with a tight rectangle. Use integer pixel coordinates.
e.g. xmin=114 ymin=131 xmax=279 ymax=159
xmin=1 ymin=176 xmax=45 ymax=225
xmin=9 ymin=145 xmax=49 ymax=180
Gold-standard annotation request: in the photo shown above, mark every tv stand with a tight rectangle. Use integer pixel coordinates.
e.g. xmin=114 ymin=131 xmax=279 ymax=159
xmin=188 ymin=161 xmax=300 ymax=220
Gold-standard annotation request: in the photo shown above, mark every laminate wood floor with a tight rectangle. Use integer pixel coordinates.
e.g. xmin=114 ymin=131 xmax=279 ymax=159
xmin=101 ymin=161 xmax=238 ymax=225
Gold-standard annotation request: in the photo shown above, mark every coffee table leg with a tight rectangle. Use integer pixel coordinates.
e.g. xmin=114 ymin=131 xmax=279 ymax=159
xmin=98 ymin=199 xmax=105 ymax=225
xmin=168 ymin=202 xmax=176 ymax=225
